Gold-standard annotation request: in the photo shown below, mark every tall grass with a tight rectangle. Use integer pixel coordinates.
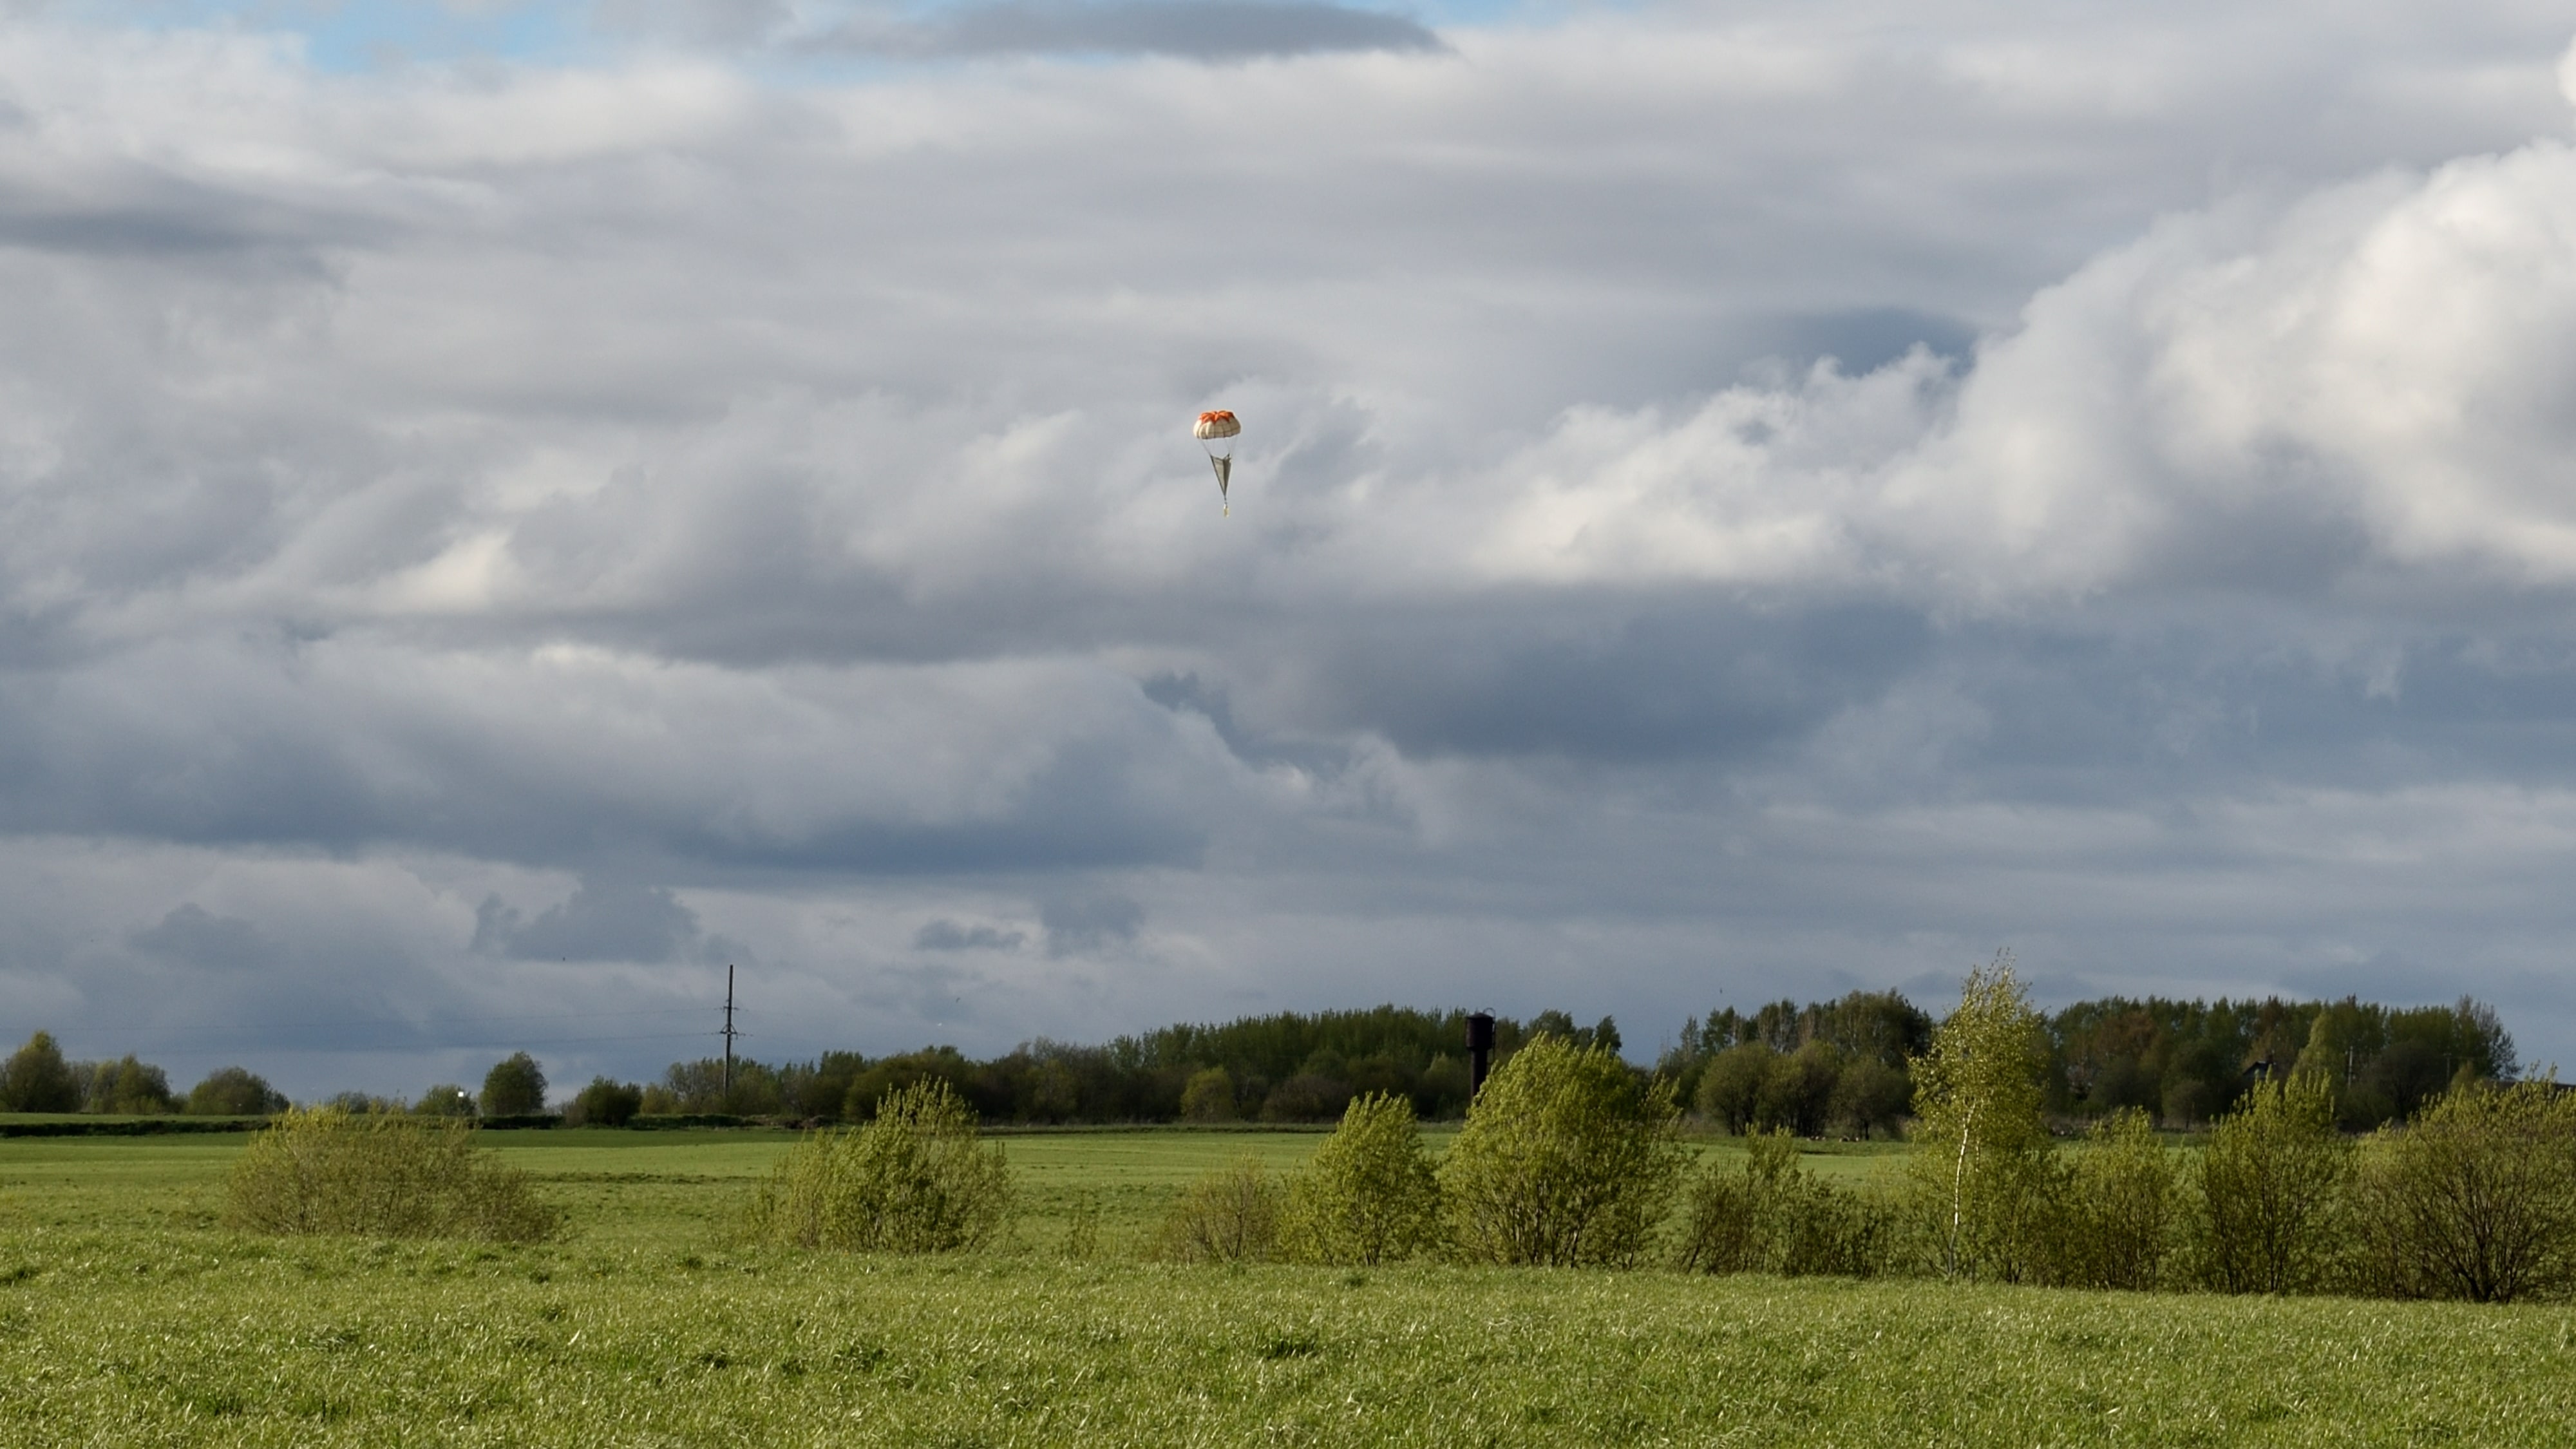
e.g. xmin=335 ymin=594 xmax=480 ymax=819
xmin=223 ymin=1107 xmax=562 ymax=1241
xmin=1150 ymin=1156 xmax=1283 ymax=1263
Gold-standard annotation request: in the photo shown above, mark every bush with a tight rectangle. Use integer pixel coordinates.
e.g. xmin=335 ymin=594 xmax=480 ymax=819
xmin=566 ymin=1077 xmax=643 ymax=1127
xmin=480 ymin=1052 xmax=548 ymax=1117
xmin=223 ymin=1108 xmax=562 ymax=1241
xmin=2186 ymin=1072 xmax=2349 ymax=1294
xmin=1439 ymin=1036 xmax=1683 ymax=1268
xmin=1 ymin=1031 xmax=80 ymax=1113
xmin=2043 ymin=1108 xmax=2177 ymax=1291
xmin=185 ymin=1066 xmax=287 ymax=1116
xmin=1150 ymin=1156 xmax=1283 ymax=1264
xmin=1278 ymin=1093 xmax=1440 ymax=1265
xmin=1673 ymin=1129 xmax=1895 ymax=1278
xmin=1179 ymin=1067 xmax=1238 ymax=1123
xmin=2347 ymin=1079 xmax=2576 ymax=1303
xmin=748 ymin=1079 xmax=1012 ymax=1253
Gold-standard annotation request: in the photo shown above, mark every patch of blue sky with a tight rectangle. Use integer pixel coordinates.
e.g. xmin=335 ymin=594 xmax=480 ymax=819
xmin=68 ymin=0 xmax=1627 ymax=77
xmin=57 ymin=1 xmax=593 ymax=71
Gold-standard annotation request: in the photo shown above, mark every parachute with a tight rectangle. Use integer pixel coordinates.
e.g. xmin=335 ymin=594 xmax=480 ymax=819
xmin=1193 ymin=410 xmax=1240 ymax=515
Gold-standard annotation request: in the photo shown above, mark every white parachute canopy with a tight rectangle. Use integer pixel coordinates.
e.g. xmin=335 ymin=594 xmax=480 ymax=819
xmin=1193 ymin=410 xmax=1240 ymax=515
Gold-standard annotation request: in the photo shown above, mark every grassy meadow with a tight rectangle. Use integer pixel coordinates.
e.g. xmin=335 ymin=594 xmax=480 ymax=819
xmin=3 ymin=1124 xmax=2573 ymax=1446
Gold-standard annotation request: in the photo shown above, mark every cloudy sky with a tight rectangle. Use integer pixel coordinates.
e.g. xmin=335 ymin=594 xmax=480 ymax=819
xmin=6 ymin=0 xmax=2576 ymax=1100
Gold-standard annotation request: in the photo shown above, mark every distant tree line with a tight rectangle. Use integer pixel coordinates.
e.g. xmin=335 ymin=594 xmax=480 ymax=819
xmin=636 ymin=1006 xmax=1591 ymax=1124
xmin=1654 ymin=989 xmax=2513 ymax=1140
xmin=0 ymin=1032 xmax=287 ymax=1116
xmin=0 ymin=985 xmax=2522 ymax=1137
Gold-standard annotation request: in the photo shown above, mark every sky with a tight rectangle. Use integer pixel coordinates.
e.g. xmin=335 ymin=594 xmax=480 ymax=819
xmin=6 ymin=0 xmax=2576 ymax=1101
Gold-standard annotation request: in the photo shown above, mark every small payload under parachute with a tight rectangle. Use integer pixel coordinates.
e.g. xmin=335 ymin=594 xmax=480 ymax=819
xmin=1194 ymin=410 xmax=1240 ymax=515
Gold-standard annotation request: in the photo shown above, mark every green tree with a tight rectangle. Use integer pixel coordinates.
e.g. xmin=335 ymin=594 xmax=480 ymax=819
xmin=2186 ymin=1070 xmax=2351 ymax=1294
xmin=748 ymin=1079 xmax=1012 ymax=1253
xmin=91 ymin=1056 xmax=176 ymax=1114
xmin=1909 ymin=951 xmax=2054 ymax=1281
xmin=1178 ymin=1066 xmax=1237 ymax=1122
xmin=1279 ymin=1092 xmax=1441 ymax=1265
xmin=565 ymin=1077 xmax=643 ymax=1127
xmin=1439 ymin=1036 xmax=1683 ymax=1267
xmin=1694 ymin=1043 xmax=1776 ymax=1133
xmin=479 ymin=1052 xmax=548 ymax=1117
xmin=2349 ymin=1079 xmax=2576 ymax=1303
xmin=1 ymin=1030 xmax=80 ymax=1113
xmin=413 ymin=1083 xmax=477 ymax=1117
xmin=1826 ymin=1057 xmax=1912 ymax=1139
xmin=839 ymin=1046 xmax=976 ymax=1120
xmin=185 ymin=1066 xmax=286 ymax=1116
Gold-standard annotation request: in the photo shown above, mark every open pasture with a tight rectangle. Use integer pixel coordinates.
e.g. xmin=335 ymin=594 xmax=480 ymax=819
xmin=3 ymin=1126 xmax=2568 ymax=1446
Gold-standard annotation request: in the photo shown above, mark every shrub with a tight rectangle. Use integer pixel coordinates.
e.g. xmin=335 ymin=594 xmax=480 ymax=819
xmin=2186 ymin=1072 xmax=2350 ymax=1294
xmin=748 ymin=1079 xmax=1012 ymax=1253
xmin=1 ymin=1031 xmax=80 ymax=1113
xmin=566 ymin=1077 xmax=643 ymax=1127
xmin=480 ymin=1052 xmax=548 ymax=1117
xmin=185 ymin=1066 xmax=287 ymax=1116
xmin=2347 ymin=1079 xmax=2576 ymax=1303
xmin=1439 ymin=1036 xmax=1684 ymax=1268
xmin=1278 ymin=1093 xmax=1440 ymax=1265
xmin=1673 ymin=1129 xmax=1896 ymax=1278
xmin=1179 ymin=1067 xmax=1238 ymax=1123
xmin=1150 ymin=1156 xmax=1283 ymax=1264
xmin=223 ymin=1108 xmax=562 ymax=1241
xmin=1908 ymin=952 xmax=2056 ymax=1282
xmin=2044 ymin=1108 xmax=2177 ymax=1291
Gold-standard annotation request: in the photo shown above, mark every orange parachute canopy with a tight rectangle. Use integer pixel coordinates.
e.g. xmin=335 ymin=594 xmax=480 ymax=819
xmin=1193 ymin=410 xmax=1241 ymax=441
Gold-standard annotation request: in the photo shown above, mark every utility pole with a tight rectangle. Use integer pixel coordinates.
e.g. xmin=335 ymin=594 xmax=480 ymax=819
xmin=721 ymin=963 xmax=740 ymax=1111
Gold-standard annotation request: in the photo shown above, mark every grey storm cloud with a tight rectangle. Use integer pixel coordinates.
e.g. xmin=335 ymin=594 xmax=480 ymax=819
xmin=1041 ymin=896 xmax=1146 ymax=956
xmin=914 ymin=919 xmax=1029 ymax=951
xmin=131 ymin=904 xmax=272 ymax=974
xmin=6 ymin=3 xmax=2576 ymax=1098
xmin=473 ymin=877 xmax=701 ymax=963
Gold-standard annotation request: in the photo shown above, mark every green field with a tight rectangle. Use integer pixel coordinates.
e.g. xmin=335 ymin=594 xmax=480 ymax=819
xmin=3 ymin=1126 xmax=2570 ymax=1446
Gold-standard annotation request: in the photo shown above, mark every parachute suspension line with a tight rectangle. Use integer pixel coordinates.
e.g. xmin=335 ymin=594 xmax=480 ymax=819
xmin=1211 ymin=453 xmax=1232 ymax=516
